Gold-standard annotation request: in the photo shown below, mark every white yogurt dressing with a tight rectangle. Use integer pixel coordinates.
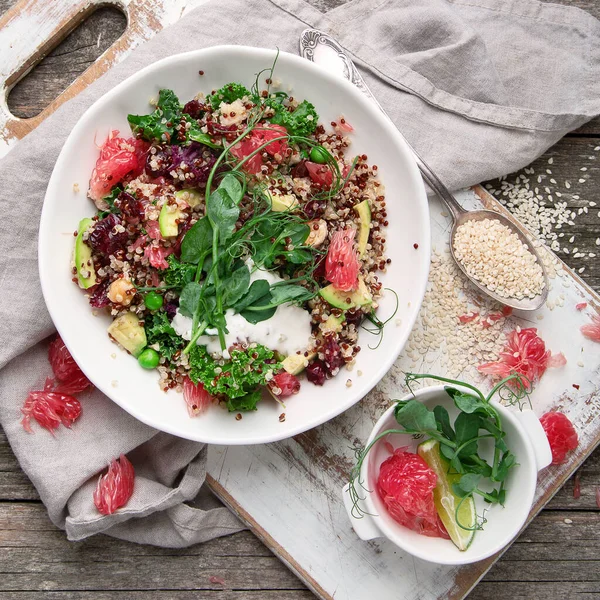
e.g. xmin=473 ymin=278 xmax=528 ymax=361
xmin=171 ymin=265 xmax=312 ymax=358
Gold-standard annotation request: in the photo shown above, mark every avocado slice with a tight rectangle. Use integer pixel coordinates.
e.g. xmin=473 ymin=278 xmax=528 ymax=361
xmin=269 ymin=192 xmax=299 ymax=212
xmin=107 ymin=313 xmax=147 ymax=357
xmin=354 ymin=200 xmax=371 ymax=257
xmin=175 ymin=188 xmax=203 ymax=208
xmin=319 ymin=278 xmax=372 ymax=309
xmin=74 ymin=218 xmax=97 ymax=289
xmin=282 ymin=352 xmax=316 ymax=375
xmin=159 ymin=202 xmax=184 ymax=237
xmin=322 ymin=314 xmax=344 ymax=334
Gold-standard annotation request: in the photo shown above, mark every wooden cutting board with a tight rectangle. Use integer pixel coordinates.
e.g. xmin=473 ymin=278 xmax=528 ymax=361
xmin=206 ymin=188 xmax=600 ymax=600
xmin=1 ymin=2 xmax=598 ymax=599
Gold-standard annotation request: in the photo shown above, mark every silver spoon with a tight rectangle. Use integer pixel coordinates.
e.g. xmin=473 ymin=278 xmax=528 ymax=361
xmin=299 ymin=29 xmax=549 ymax=311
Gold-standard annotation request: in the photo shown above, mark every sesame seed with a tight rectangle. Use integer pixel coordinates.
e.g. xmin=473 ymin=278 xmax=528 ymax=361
xmin=453 ymin=218 xmax=545 ymax=300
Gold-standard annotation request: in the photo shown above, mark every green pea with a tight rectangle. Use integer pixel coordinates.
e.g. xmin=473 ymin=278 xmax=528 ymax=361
xmin=144 ymin=291 xmax=164 ymax=311
xmin=309 ymin=146 xmax=329 ymax=164
xmin=138 ymin=348 xmax=160 ymax=369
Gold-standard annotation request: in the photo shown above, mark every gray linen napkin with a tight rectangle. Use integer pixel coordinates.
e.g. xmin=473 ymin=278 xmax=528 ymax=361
xmin=0 ymin=0 xmax=598 ymax=547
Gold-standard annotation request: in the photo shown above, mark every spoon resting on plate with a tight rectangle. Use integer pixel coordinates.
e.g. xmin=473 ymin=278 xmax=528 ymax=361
xmin=298 ymin=29 xmax=549 ymax=311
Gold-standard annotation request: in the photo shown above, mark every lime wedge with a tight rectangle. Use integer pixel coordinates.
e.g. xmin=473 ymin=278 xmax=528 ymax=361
xmin=418 ymin=439 xmax=476 ymax=551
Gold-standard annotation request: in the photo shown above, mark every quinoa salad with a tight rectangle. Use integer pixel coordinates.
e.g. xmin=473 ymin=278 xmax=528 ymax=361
xmin=72 ymin=64 xmax=389 ymax=416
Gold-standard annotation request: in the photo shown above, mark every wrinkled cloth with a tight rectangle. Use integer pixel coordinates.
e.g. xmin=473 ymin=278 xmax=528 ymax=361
xmin=0 ymin=0 xmax=598 ymax=546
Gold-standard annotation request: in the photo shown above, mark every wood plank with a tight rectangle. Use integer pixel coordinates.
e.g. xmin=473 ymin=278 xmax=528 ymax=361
xmin=0 ymin=506 xmax=305 ymax=592
xmin=0 ymin=502 xmax=596 ymax=596
xmin=0 ymin=594 xmax=314 ymax=600
xmin=471 ymin=582 xmax=600 ymax=599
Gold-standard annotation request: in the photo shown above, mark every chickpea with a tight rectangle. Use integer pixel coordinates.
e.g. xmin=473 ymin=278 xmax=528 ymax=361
xmin=107 ymin=278 xmax=136 ymax=306
xmin=305 ymin=220 xmax=328 ymax=247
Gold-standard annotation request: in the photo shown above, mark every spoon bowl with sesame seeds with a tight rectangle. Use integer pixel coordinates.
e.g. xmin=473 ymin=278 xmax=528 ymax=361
xmin=300 ymin=30 xmax=549 ymax=311
xmin=449 ymin=207 xmax=549 ymax=310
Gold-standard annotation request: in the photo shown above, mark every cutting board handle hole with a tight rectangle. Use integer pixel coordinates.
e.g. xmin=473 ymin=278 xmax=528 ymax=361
xmin=7 ymin=6 xmax=127 ymax=120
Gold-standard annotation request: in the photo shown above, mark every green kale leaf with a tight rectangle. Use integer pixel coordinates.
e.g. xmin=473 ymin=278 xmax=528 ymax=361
xmin=225 ymin=389 xmax=262 ymax=412
xmin=164 ymin=255 xmax=196 ymax=290
xmin=208 ymin=83 xmax=251 ymax=111
xmin=185 ymin=116 xmax=222 ymax=149
xmin=270 ymin=99 xmax=318 ymax=137
xmin=144 ymin=311 xmax=184 ymax=361
xmin=128 ymin=89 xmax=182 ymax=143
xmin=188 ymin=344 xmax=281 ymax=408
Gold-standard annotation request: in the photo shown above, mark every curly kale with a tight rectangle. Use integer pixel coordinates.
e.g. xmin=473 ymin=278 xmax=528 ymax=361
xmin=225 ymin=389 xmax=262 ymax=412
xmin=188 ymin=344 xmax=281 ymax=411
xmin=164 ymin=255 xmax=196 ymax=290
xmin=208 ymin=83 xmax=252 ymax=111
xmin=128 ymin=89 xmax=182 ymax=143
xmin=144 ymin=311 xmax=184 ymax=361
xmin=270 ymin=99 xmax=318 ymax=137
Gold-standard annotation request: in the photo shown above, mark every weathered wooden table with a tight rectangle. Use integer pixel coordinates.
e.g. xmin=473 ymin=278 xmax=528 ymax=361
xmin=0 ymin=0 xmax=598 ymax=597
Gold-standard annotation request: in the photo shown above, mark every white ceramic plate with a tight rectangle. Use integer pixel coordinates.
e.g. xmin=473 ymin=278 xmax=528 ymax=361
xmin=39 ymin=46 xmax=429 ymax=445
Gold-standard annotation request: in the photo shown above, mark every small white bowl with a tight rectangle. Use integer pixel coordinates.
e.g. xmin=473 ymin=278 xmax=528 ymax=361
xmin=342 ymin=385 xmax=552 ymax=565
